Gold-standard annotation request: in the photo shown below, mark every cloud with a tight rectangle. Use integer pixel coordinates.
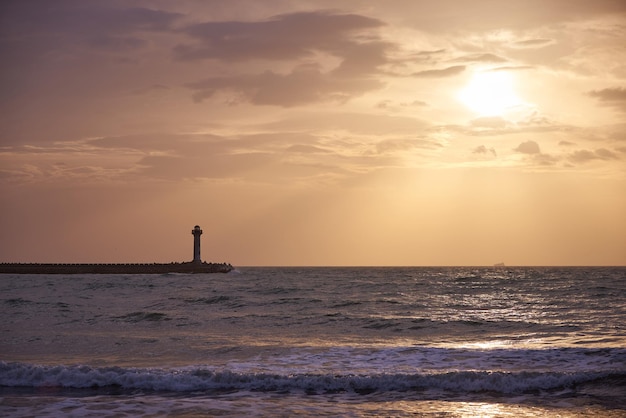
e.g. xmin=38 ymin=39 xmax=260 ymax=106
xmin=88 ymin=133 xmax=224 ymax=153
xmin=377 ymin=99 xmax=428 ymax=109
xmin=286 ymin=144 xmax=332 ymax=154
xmin=1 ymin=2 xmax=181 ymax=53
xmin=72 ymin=131 xmax=431 ymax=183
xmin=596 ymin=148 xmax=619 ymax=159
xmin=174 ymin=11 xmax=386 ymax=62
xmin=187 ymin=64 xmax=384 ymax=107
xmin=588 ymin=87 xmax=626 ymax=111
xmin=79 ymin=128 xmax=441 ymax=183
xmin=396 ymin=0 xmax=626 ymax=32
xmin=0 ymin=2 xmax=184 ymax=116
xmin=413 ymin=49 xmax=446 ymax=58
xmin=511 ymin=38 xmax=555 ymax=49
xmin=453 ymin=53 xmax=508 ymax=63
xmin=373 ymin=138 xmax=442 ymax=155
xmin=514 ymin=140 xmax=541 ymax=154
xmin=510 ymin=139 xmax=559 ymax=166
xmin=568 ymin=148 xmax=620 ymax=164
xmin=588 ymin=87 xmax=626 ymax=101
xmin=452 ymin=112 xmax=574 ymax=139
xmin=136 ymin=152 xmax=278 ymax=181
xmin=472 ymin=145 xmax=496 ymax=156
xmin=0 ymin=133 xmax=325 ymax=184
xmin=470 ymin=117 xmax=510 ymax=129
xmin=404 ymin=100 xmax=428 ymax=107
xmin=258 ymin=112 xmax=430 ymax=136
xmin=488 ymin=65 xmax=534 ymax=72
xmin=177 ymin=11 xmax=393 ymax=106
xmin=411 ymin=65 xmax=465 ymax=78
xmin=532 ymin=153 xmax=560 ymax=166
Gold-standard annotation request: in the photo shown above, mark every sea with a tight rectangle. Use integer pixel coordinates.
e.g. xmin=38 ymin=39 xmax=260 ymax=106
xmin=1 ymin=267 xmax=625 ymax=417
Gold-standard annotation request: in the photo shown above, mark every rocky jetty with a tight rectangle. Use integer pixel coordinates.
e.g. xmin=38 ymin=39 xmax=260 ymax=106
xmin=1 ymin=225 xmax=233 ymax=274
xmin=0 ymin=262 xmax=233 ymax=274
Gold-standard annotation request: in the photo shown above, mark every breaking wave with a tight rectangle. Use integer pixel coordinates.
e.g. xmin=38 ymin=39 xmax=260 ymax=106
xmin=1 ymin=362 xmax=623 ymax=395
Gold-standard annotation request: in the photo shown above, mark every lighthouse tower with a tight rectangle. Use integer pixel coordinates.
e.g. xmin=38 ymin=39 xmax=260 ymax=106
xmin=191 ymin=225 xmax=203 ymax=264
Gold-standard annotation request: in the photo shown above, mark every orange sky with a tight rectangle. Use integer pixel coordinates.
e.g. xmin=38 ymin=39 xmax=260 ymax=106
xmin=1 ymin=0 xmax=625 ymax=266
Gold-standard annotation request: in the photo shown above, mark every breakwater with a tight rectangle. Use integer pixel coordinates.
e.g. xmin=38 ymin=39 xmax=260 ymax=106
xmin=0 ymin=262 xmax=233 ymax=274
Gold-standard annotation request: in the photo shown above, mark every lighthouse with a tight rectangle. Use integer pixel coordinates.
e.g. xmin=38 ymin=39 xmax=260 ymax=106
xmin=192 ymin=225 xmax=203 ymax=264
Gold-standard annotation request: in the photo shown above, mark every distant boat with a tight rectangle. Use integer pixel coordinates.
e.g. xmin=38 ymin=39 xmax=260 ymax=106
xmin=493 ymin=262 xmax=505 ymax=267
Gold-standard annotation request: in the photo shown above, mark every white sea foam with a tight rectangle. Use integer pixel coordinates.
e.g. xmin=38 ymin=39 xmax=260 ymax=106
xmin=225 ymin=346 xmax=626 ymax=375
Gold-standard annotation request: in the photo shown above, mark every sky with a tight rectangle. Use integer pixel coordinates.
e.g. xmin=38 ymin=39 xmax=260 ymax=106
xmin=1 ymin=0 xmax=625 ymax=266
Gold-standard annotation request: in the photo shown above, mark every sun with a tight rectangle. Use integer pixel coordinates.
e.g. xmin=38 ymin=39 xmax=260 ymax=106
xmin=458 ymin=71 xmax=523 ymax=116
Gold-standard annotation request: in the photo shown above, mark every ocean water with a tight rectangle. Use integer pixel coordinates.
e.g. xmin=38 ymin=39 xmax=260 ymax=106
xmin=1 ymin=267 xmax=625 ymax=417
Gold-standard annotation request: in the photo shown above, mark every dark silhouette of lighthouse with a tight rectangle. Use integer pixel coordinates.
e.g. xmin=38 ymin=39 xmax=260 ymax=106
xmin=192 ymin=225 xmax=203 ymax=264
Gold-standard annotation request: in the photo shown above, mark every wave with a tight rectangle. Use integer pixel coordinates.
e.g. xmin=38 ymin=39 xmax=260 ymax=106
xmin=1 ymin=362 xmax=623 ymax=395
xmin=112 ymin=311 xmax=171 ymax=322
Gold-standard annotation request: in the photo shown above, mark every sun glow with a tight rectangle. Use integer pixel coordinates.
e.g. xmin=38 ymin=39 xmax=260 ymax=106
xmin=458 ymin=71 xmax=523 ymax=116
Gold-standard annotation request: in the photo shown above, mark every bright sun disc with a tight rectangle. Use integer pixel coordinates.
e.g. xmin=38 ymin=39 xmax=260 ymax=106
xmin=458 ymin=71 xmax=522 ymax=116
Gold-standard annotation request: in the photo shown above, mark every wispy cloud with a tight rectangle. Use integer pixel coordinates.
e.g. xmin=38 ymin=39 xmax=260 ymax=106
xmin=472 ymin=145 xmax=497 ymax=156
xmin=568 ymin=148 xmax=620 ymax=164
xmin=411 ymin=65 xmax=465 ymax=78
xmin=588 ymin=87 xmax=626 ymax=112
xmin=453 ymin=53 xmax=508 ymax=63
xmin=511 ymin=38 xmax=555 ymax=49
xmin=187 ymin=64 xmax=385 ymax=107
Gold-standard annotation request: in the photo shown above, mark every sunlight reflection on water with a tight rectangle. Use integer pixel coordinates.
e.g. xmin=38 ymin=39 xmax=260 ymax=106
xmin=3 ymin=394 xmax=621 ymax=417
